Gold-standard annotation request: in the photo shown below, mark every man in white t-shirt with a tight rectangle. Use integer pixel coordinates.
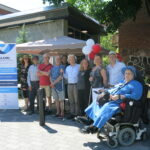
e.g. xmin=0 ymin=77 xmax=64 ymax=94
xmin=106 ymin=51 xmax=126 ymax=87
xmin=64 ymin=54 xmax=80 ymax=119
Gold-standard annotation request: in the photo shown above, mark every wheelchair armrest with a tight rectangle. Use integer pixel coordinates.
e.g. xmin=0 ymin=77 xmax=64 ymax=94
xmin=122 ymin=98 xmax=133 ymax=107
xmin=122 ymin=98 xmax=141 ymax=107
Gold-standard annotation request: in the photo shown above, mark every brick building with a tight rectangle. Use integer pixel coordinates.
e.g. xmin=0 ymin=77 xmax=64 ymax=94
xmin=119 ymin=1 xmax=150 ymax=76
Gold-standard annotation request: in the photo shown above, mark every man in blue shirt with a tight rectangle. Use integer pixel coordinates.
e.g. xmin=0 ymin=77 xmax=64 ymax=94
xmin=27 ymin=56 xmax=39 ymax=115
xmin=50 ymin=56 xmax=65 ymax=118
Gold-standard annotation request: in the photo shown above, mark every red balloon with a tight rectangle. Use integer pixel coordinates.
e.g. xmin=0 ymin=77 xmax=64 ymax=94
xmin=116 ymin=53 xmax=123 ymax=61
xmin=92 ymin=44 xmax=102 ymax=54
xmin=89 ymin=51 xmax=95 ymax=60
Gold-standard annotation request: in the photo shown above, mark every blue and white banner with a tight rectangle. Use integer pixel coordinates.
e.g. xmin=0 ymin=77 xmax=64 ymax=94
xmin=0 ymin=44 xmax=18 ymax=109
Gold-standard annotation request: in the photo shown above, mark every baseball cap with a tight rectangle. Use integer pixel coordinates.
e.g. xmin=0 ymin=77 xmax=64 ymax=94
xmin=109 ymin=51 xmax=116 ymax=55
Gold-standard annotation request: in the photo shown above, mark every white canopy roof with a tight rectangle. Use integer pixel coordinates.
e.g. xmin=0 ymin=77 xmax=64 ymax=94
xmin=16 ymin=36 xmax=86 ymax=55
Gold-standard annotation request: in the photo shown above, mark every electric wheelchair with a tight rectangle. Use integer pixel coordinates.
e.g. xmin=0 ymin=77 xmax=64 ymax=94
xmin=96 ymin=84 xmax=149 ymax=148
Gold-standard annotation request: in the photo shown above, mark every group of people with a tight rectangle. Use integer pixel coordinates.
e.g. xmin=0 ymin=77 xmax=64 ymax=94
xmin=20 ymin=54 xmax=68 ymax=117
xmin=20 ymin=50 xmax=141 ymax=124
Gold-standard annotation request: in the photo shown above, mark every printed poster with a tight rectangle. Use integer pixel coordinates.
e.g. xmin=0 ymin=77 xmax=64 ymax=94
xmin=0 ymin=44 xmax=18 ymax=109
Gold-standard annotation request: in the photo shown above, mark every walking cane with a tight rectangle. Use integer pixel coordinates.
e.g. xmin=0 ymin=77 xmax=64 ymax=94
xmin=62 ymin=73 xmax=65 ymax=110
xmin=60 ymin=70 xmax=65 ymax=116
xmin=88 ymin=86 xmax=92 ymax=106
xmin=86 ymin=85 xmax=93 ymax=124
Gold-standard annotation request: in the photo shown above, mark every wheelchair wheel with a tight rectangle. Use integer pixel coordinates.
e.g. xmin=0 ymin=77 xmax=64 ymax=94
xmin=107 ymin=137 xmax=118 ymax=148
xmin=118 ymin=127 xmax=135 ymax=146
xmin=38 ymin=88 xmax=46 ymax=126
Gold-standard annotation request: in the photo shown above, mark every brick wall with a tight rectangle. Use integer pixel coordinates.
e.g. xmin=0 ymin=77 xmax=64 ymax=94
xmin=119 ymin=1 xmax=150 ymax=62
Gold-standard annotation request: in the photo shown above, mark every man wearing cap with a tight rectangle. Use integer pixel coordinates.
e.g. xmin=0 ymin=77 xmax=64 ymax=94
xmin=106 ymin=51 xmax=126 ymax=87
xmin=27 ymin=56 xmax=39 ymax=115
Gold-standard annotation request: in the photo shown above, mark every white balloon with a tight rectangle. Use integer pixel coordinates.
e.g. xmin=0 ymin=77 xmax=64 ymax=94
xmin=82 ymin=46 xmax=92 ymax=55
xmin=86 ymin=39 xmax=95 ymax=47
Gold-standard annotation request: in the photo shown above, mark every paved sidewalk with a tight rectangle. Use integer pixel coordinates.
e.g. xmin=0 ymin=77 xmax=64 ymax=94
xmin=0 ymin=100 xmax=150 ymax=150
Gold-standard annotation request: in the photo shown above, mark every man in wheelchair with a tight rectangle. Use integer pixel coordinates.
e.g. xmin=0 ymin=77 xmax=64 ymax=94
xmin=81 ymin=66 xmax=148 ymax=148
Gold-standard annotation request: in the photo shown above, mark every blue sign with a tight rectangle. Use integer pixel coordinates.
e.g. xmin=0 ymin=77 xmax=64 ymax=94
xmin=0 ymin=44 xmax=18 ymax=109
xmin=0 ymin=68 xmax=17 ymax=73
xmin=0 ymin=44 xmax=15 ymax=54
xmin=0 ymin=74 xmax=17 ymax=80
xmin=0 ymin=81 xmax=17 ymax=86
xmin=0 ymin=88 xmax=18 ymax=93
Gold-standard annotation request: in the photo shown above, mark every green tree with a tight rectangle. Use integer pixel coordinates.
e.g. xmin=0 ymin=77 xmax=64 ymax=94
xmin=42 ymin=0 xmax=150 ymax=33
xmin=100 ymin=33 xmax=116 ymax=51
xmin=43 ymin=0 xmax=65 ymax=5
xmin=91 ymin=0 xmax=142 ymax=32
xmin=100 ymin=33 xmax=117 ymax=66
xmin=16 ymin=24 xmax=28 ymax=44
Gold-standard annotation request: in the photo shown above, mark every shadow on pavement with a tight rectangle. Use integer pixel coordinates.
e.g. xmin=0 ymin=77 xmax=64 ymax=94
xmin=83 ymin=141 xmax=110 ymax=150
xmin=45 ymin=115 xmax=84 ymax=128
xmin=41 ymin=124 xmax=58 ymax=134
xmin=0 ymin=109 xmax=38 ymax=122
xmin=0 ymin=109 xmax=84 ymax=129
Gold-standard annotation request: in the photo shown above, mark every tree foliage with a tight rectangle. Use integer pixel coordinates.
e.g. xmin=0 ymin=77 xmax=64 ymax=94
xmin=71 ymin=0 xmax=143 ymax=32
xmin=95 ymin=0 xmax=142 ymax=32
xmin=42 ymin=0 xmax=149 ymax=33
xmin=100 ymin=33 xmax=116 ymax=51
xmin=43 ymin=0 xmax=65 ymax=5
xmin=16 ymin=24 xmax=28 ymax=44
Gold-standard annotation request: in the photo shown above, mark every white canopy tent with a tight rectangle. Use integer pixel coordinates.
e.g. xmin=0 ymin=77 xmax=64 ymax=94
xmin=16 ymin=36 xmax=86 ymax=55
